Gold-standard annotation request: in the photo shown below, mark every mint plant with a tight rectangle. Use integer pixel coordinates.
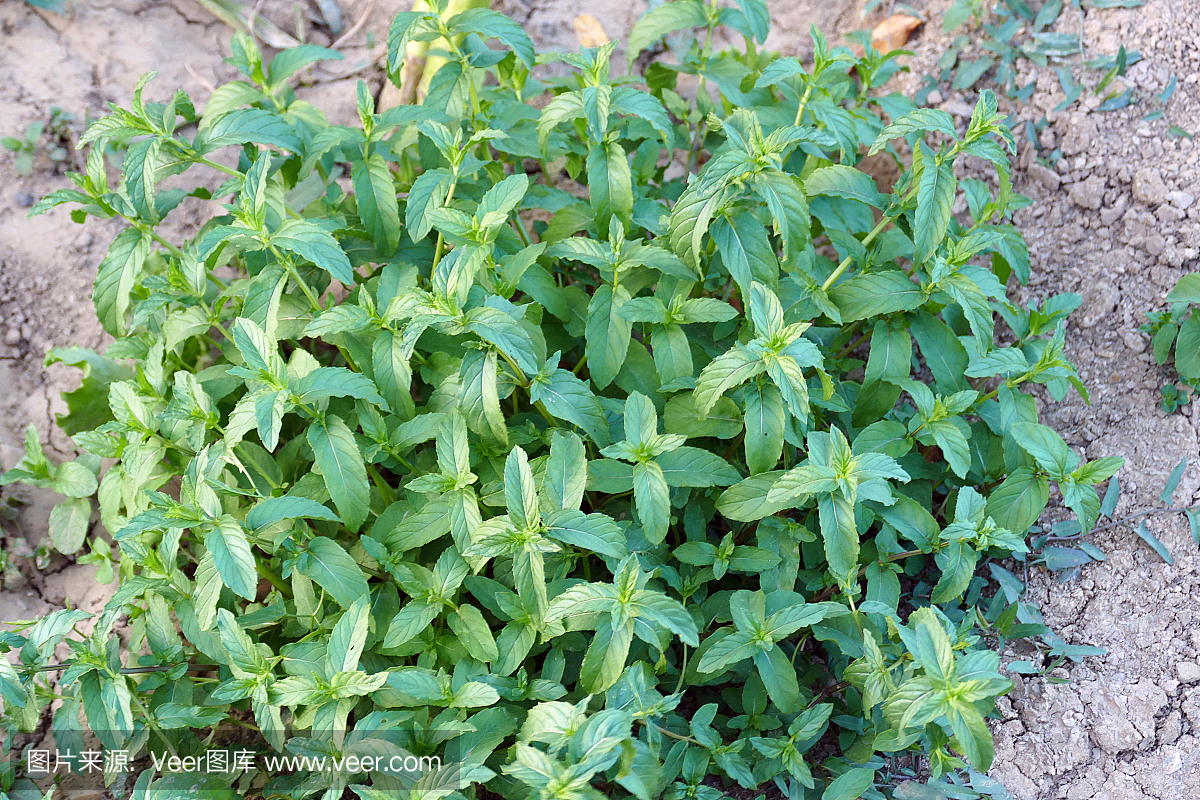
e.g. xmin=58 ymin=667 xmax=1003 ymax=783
xmin=1145 ymin=274 xmax=1200 ymax=412
xmin=0 ymin=1 xmax=1120 ymax=797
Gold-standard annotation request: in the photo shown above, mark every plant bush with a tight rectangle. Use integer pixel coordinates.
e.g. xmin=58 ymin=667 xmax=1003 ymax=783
xmin=1145 ymin=274 xmax=1200 ymax=412
xmin=0 ymin=1 xmax=1123 ymax=797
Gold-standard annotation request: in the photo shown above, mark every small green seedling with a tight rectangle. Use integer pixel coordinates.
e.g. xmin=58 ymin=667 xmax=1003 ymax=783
xmin=1 ymin=122 xmax=42 ymax=175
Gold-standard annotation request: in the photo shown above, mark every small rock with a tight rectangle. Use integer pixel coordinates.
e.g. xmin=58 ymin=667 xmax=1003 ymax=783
xmin=3 ymin=328 xmax=19 ymax=346
xmin=1066 ymin=780 xmax=1099 ymax=800
xmin=1133 ymin=167 xmax=1168 ymax=205
xmin=1124 ymin=331 xmax=1146 ymax=352
xmin=1158 ymin=204 xmax=1186 ymax=223
xmin=1027 ymin=162 xmax=1061 ymax=191
xmin=1160 ymin=710 xmax=1183 ymax=746
xmin=12 ymin=192 xmax=34 ymax=208
xmin=1081 ymin=281 xmax=1118 ymax=327
xmin=1068 ymin=175 xmax=1106 ymax=209
xmin=40 ymin=563 xmax=118 ymax=617
xmin=941 ymin=98 xmax=974 ymax=118
xmin=1060 ymin=114 xmax=1099 ymax=156
xmin=926 ymin=89 xmax=943 ymax=105
xmin=1178 ymin=661 xmax=1200 ymax=683
xmin=1100 ymin=194 xmax=1129 ymax=226
xmin=1167 ymin=190 xmax=1196 ymax=210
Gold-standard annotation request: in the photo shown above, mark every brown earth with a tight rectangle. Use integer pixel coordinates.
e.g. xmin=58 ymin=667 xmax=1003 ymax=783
xmin=1 ymin=0 xmax=1198 ymax=798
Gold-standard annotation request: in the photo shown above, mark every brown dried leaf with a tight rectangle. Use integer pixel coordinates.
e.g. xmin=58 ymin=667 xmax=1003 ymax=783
xmin=574 ymin=14 xmax=610 ymax=48
xmin=871 ymin=14 xmax=922 ymax=53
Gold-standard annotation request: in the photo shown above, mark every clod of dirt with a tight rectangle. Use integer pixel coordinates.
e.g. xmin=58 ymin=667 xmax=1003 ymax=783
xmin=1060 ymin=114 xmax=1100 ymax=156
xmin=1177 ymin=661 xmax=1200 ymax=683
xmin=1087 ymin=680 xmax=1166 ymax=755
xmin=1028 ymin=162 xmax=1062 ymax=192
xmin=1069 ymin=175 xmax=1107 ymax=210
xmin=1133 ymin=167 xmax=1168 ymax=205
xmin=1166 ymin=190 xmax=1196 ymax=210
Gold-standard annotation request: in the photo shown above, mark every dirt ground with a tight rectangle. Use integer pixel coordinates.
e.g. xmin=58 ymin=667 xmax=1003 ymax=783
xmin=0 ymin=0 xmax=1198 ymax=797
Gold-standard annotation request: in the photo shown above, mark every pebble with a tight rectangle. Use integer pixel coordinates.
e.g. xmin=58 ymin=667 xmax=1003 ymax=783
xmin=12 ymin=192 xmax=33 ymax=208
xmin=1167 ymin=190 xmax=1196 ymax=210
xmin=926 ymin=89 xmax=943 ymax=105
xmin=1068 ymin=175 xmax=1106 ymax=209
xmin=1100 ymin=195 xmax=1129 ymax=226
xmin=1027 ymin=162 xmax=1061 ymax=191
xmin=1158 ymin=204 xmax=1186 ymax=223
xmin=1060 ymin=114 xmax=1099 ymax=156
xmin=1133 ymin=167 xmax=1168 ymax=205
xmin=3 ymin=328 xmax=19 ymax=346
xmin=1178 ymin=661 xmax=1200 ymax=683
xmin=941 ymin=98 xmax=974 ymax=118
xmin=1081 ymin=281 xmax=1119 ymax=326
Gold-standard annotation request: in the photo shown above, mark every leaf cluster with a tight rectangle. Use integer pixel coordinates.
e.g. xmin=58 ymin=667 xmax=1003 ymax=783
xmin=1145 ymin=274 xmax=1200 ymax=412
xmin=0 ymin=2 xmax=1119 ymax=798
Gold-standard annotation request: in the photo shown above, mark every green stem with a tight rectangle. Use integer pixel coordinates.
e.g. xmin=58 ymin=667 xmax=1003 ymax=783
xmin=430 ymin=177 xmax=460 ymax=271
xmin=789 ymin=634 xmax=808 ymax=667
xmin=445 ymin=37 xmax=483 ymax=120
xmin=194 ymin=155 xmax=243 ymax=179
xmin=513 ymin=216 xmax=533 ymax=247
xmin=642 ymin=719 xmax=703 ymax=746
xmin=812 ymin=549 xmax=926 ymax=603
xmin=685 ymin=25 xmax=717 ymax=174
xmin=794 ymin=77 xmax=817 ymax=127
xmin=833 ymin=323 xmax=870 ymax=359
xmin=368 ymin=465 xmax=397 ymax=506
xmin=820 ymin=215 xmax=892 ymax=292
xmin=119 ymin=215 xmax=185 ymax=260
xmin=256 ymin=562 xmax=289 ymax=595
xmin=381 ymin=442 xmax=416 ymax=473
xmin=233 ymin=443 xmax=281 ymax=491
xmin=673 ymin=646 xmax=689 ymax=694
xmin=496 ymin=349 xmax=561 ymax=428
xmin=847 ymin=592 xmax=864 ymax=635
xmin=127 ymin=680 xmax=178 ymax=758
xmin=292 ymin=267 xmax=322 ymax=309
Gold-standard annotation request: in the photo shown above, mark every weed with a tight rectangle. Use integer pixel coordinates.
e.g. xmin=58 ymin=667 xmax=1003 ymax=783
xmin=1 ymin=123 xmax=41 ymax=176
xmin=2 ymin=108 xmax=74 ymax=175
